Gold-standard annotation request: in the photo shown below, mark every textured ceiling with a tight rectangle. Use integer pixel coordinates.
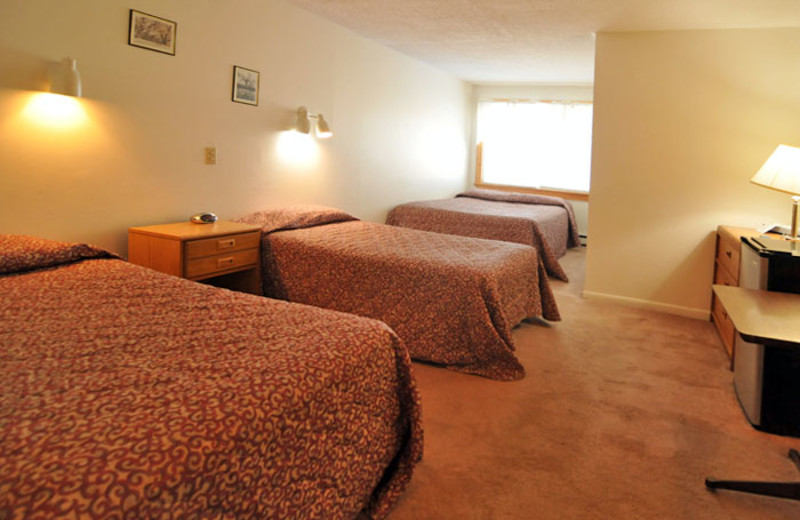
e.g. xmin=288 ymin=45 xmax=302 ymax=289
xmin=285 ymin=0 xmax=800 ymax=84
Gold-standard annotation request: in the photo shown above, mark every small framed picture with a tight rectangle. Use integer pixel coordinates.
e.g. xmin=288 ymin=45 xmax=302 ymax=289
xmin=128 ymin=9 xmax=177 ymax=56
xmin=232 ymin=66 xmax=260 ymax=106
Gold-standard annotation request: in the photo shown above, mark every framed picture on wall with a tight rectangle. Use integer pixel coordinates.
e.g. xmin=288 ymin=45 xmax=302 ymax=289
xmin=232 ymin=66 xmax=260 ymax=106
xmin=128 ymin=9 xmax=177 ymax=55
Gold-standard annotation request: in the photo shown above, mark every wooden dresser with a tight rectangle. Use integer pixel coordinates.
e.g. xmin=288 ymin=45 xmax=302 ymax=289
xmin=128 ymin=221 xmax=262 ymax=295
xmin=710 ymin=225 xmax=761 ymax=365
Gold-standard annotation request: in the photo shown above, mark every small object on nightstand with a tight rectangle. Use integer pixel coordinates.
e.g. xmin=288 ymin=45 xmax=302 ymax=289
xmin=190 ymin=212 xmax=218 ymax=224
xmin=757 ymin=222 xmax=791 ymax=235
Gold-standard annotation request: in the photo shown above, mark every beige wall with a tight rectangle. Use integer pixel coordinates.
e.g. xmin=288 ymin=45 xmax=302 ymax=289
xmin=586 ymin=28 xmax=800 ymax=318
xmin=0 ymin=0 xmax=471 ymax=255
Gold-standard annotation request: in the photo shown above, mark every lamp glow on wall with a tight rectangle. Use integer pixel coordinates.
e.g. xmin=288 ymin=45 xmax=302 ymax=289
xmin=751 ymin=144 xmax=800 ymax=238
xmin=49 ymin=57 xmax=82 ymax=97
xmin=295 ymin=106 xmax=332 ymax=139
xmin=22 ymin=57 xmax=86 ymax=129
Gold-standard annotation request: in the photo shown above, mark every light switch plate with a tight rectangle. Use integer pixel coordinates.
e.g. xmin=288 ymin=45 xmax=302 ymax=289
xmin=204 ymin=146 xmax=217 ymax=165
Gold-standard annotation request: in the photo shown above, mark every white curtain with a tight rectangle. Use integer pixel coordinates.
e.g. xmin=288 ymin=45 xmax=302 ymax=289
xmin=477 ymin=100 xmax=593 ymax=192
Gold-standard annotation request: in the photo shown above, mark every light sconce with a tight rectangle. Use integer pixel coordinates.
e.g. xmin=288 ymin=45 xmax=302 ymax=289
xmin=295 ymin=106 xmax=332 ymax=139
xmin=48 ymin=57 xmax=82 ymax=97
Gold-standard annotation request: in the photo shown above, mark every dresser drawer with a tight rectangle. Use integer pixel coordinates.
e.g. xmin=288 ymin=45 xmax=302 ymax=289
xmin=185 ymin=231 xmax=261 ymax=260
xmin=711 ymin=295 xmax=736 ymax=358
xmin=714 ymin=260 xmax=737 ymax=287
xmin=185 ymin=248 xmax=259 ymax=279
xmin=716 ymin=232 xmax=740 ymax=281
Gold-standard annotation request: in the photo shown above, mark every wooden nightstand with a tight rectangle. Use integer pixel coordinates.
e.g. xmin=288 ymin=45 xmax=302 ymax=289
xmin=128 ymin=221 xmax=262 ymax=295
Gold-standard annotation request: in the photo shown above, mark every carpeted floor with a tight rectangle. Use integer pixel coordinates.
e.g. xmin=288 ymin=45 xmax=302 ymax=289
xmin=387 ymin=247 xmax=800 ymax=519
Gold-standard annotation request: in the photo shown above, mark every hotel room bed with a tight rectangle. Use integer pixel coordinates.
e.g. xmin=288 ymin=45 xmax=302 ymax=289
xmin=234 ymin=206 xmax=561 ymax=381
xmin=0 ymin=234 xmax=422 ymax=520
xmin=385 ymin=188 xmax=581 ymax=282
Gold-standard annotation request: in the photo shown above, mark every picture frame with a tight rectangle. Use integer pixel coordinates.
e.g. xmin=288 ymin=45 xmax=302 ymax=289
xmin=128 ymin=9 xmax=177 ymax=56
xmin=232 ymin=66 xmax=260 ymax=106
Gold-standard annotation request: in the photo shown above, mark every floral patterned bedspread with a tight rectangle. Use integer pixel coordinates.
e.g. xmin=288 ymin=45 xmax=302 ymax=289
xmin=236 ymin=206 xmax=560 ymax=381
xmin=0 ymin=234 xmax=422 ymax=520
xmin=385 ymin=188 xmax=581 ymax=282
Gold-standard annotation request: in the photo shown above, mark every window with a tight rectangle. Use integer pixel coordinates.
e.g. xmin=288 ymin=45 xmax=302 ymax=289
xmin=476 ymin=100 xmax=593 ymax=194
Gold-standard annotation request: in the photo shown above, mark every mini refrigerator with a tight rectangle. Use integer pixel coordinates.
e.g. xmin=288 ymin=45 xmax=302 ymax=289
xmin=734 ymin=236 xmax=800 ymax=436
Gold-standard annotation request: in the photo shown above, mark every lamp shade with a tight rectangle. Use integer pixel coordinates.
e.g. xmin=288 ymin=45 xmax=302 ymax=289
xmin=294 ymin=106 xmax=332 ymax=139
xmin=65 ymin=58 xmax=82 ymax=97
xmin=49 ymin=57 xmax=82 ymax=97
xmin=295 ymin=106 xmax=311 ymax=134
xmin=751 ymin=145 xmax=800 ymax=196
xmin=316 ymin=114 xmax=332 ymax=139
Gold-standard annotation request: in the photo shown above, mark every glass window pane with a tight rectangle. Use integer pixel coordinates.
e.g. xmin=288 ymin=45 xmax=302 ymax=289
xmin=477 ymin=101 xmax=593 ymax=193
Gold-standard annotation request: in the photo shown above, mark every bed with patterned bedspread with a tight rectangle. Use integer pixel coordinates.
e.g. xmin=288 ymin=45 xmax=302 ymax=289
xmin=235 ymin=206 xmax=560 ymax=381
xmin=385 ymin=188 xmax=581 ymax=282
xmin=0 ymin=234 xmax=422 ymax=520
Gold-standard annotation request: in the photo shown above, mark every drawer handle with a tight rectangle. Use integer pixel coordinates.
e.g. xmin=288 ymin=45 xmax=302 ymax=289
xmin=217 ymin=257 xmax=235 ymax=268
xmin=725 ymin=250 xmax=732 ymax=258
xmin=218 ymin=238 xmax=236 ymax=249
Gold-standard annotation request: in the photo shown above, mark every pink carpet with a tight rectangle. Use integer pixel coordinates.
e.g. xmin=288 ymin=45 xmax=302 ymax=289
xmin=387 ymin=247 xmax=800 ymax=519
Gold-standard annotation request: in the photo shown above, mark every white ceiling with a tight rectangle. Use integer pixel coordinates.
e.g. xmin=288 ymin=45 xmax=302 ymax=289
xmin=285 ymin=0 xmax=800 ymax=84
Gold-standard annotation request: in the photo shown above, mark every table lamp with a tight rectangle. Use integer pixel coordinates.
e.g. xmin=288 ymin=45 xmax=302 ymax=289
xmin=751 ymin=144 xmax=800 ymax=239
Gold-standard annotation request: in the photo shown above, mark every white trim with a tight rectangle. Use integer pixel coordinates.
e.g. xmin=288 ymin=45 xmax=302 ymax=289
xmin=581 ymin=291 xmax=710 ymax=321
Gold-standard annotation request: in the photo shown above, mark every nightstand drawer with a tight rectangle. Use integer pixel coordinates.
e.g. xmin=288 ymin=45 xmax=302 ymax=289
xmin=185 ymin=248 xmax=259 ymax=279
xmin=714 ymin=261 xmax=736 ymax=287
xmin=711 ymin=295 xmax=735 ymax=357
xmin=185 ymin=231 xmax=261 ymax=260
xmin=716 ymin=231 xmax=740 ymax=281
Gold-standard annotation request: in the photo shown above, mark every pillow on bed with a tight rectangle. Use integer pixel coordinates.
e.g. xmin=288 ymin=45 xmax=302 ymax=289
xmin=458 ymin=188 xmax=566 ymax=206
xmin=0 ymin=234 xmax=118 ymax=275
xmin=234 ymin=205 xmax=359 ymax=234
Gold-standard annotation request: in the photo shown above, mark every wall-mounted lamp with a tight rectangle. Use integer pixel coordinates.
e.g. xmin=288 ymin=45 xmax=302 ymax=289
xmin=295 ymin=106 xmax=332 ymax=139
xmin=751 ymin=144 xmax=800 ymax=238
xmin=48 ymin=57 xmax=82 ymax=97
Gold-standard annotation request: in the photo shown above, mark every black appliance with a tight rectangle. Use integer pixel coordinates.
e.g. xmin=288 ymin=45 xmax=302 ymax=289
xmin=734 ymin=236 xmax=800 ymax=437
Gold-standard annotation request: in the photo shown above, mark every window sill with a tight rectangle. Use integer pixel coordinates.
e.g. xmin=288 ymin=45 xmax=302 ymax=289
xmin=474 ymin=182 xmax=589 ymax=202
